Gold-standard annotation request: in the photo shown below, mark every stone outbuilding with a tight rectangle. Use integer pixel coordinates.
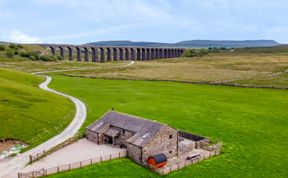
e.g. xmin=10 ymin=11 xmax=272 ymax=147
xmin=86 ymin=111 xmax=178 ymax=165
xmin=86 ymin=111 xmax=211 ymax=167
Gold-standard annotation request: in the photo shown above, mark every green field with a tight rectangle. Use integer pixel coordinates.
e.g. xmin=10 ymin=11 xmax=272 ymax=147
xmin=1 ymin=45 xmax=287 ymax=177
xmin=2 ymin=46 xmax=288 ymax=88
xmin=47 ymin=75 xmax=288 ymax=177
xmin=0 ymin=68 xmax=75 ymax=149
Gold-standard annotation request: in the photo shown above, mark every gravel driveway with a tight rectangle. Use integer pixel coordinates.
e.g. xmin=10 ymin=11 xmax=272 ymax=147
xmin=21 ymin=139 xmax=125 ymax=172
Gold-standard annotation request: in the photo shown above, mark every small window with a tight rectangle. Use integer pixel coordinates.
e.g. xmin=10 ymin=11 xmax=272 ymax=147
xmin=123 ymin=130 xmax=126 ymax=134
xmin=169 ymin=135 xmax=173 ymax=139
xmin=169 ymin=150 xmax=172 ymax=154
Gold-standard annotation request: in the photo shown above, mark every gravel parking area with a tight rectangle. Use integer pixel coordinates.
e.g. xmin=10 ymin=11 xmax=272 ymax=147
xmin=21 ymin=139 xmax=125 ymax=172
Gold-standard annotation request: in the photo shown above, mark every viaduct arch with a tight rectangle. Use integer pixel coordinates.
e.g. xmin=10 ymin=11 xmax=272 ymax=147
xmin=42 ymin=44 xmax=185 ymax=63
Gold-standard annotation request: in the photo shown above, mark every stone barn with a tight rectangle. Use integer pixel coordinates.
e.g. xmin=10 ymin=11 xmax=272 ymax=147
xmin=86 ymin=111 xmax=178 ymax=166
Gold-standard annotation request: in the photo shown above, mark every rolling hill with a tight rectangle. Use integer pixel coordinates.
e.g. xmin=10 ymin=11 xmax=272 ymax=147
xmin=86 ymin=40 xmax=280 ymax=48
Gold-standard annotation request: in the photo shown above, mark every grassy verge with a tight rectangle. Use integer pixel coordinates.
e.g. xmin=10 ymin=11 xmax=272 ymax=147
xmin=47 ymin=158 xmax=157 ymax=178
xmin=0 ymin=68 xmax=75 ymax=149
xmin=48 ymin=75 xmax=288 ymax=177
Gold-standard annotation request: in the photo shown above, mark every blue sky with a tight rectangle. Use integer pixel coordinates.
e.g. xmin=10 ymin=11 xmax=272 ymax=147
xmin=0 ymin=0 xmax=287 ymax=44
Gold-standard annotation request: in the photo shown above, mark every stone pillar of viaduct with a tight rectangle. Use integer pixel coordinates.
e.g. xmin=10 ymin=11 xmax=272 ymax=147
xmin=113 ymin=48 xmax=118 ymax=61
xmin=91 ymin=48 xmax=98 ymax=62
xmin=76 ymin=47 xmax=81 ymax=61
xmin=136 ymin=48 xmax=141 ymax=61
xmin=141 ymin=48 xmax=146 ymax=61
xmin=100 ymin=48 xmax=105 ymax=63
xmin=130 ymin=48 xmax=135 ymax=61
xmin=125 ymin=48 xmax=130 ymax=61
xmin=107 ymin=48 xmax=112 ymax=61
xmin=83 ymin=47 xmax=89 ymax=62
xmin=146 ymin=49 xmax=151 ymax=60
xmin=119 ymin=48 xmax=124 ymax=61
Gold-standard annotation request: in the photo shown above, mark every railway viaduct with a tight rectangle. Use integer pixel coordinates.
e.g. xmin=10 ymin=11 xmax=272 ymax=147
xmin=41 ymin=44 xmax=185 ymax=62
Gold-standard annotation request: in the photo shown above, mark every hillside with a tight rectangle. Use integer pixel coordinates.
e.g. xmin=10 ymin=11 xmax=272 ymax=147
xmin=0 ymin=68 xmax=74 ymax=148
xmin=86 ymin=41 xmax=170 ymax=47
xmin=86 ymin=40 xmax=280 ymax=48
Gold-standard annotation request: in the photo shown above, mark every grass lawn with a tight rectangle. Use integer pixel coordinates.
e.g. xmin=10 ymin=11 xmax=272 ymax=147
xmin=0 ymin=68 xmax=75 ymax=149
xmin=48 ymin=75 xmax=288 ymax=177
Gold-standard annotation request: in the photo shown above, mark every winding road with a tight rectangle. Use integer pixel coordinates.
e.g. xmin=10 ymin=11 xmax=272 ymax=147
xmin=0 ymin=61 xmax=135 ymax=178
xmin=0 ymin=76 xmax=87 ymax=178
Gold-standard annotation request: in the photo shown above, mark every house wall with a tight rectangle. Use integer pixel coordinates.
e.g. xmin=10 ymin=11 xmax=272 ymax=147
xmin=86 ymin=124 xmax=110 ymax=145
xmin=127 ymin=143 xmax=142 ymax=164
xmin=195 ymin=139 xmax=211 ymax=148
xmin=86 ymin=130 xmax=98 ymax=143
xmin=178 ymin=137 xmax=195 ymax=156
xmin=110 ymin=126 xmax=135 ymax=147
xmin=141 ymin=126 xmax=178 ymax=166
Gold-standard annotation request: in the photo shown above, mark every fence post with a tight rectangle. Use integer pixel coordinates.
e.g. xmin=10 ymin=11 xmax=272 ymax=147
xmin=69 ymin=164 xmax=71 ymax=171
xmin=119 ymin=152 xmax=120 ymax=158
xmin=80 ymin=161 xmax=82 ymax=168
xmin=100 ymin=156 xmax=102 ymax=163
xmin=18 ymin=173 xmax=20 ymax=178
xmin=110 ymin=154 xmax=112 ymax=160
xmin=57 ymin=166 xmax=60 ymax=173
xmin=29 ymin=155 xmax=32 ymax=163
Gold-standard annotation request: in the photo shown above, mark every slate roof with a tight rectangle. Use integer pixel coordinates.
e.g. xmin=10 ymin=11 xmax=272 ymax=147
xmin=104 ymin=128 xmax=120 ymax=137
xmin=87 ymin=111 xmax=166 ymax=147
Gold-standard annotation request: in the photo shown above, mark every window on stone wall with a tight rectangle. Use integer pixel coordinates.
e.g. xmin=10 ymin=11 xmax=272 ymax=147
xmin=169 ymin=134 xmax=173 ymax=139
xmin=169 ymin=150 xmax=172 ymax=154
xmin=123 ymin=130 xmax=125 ymax=134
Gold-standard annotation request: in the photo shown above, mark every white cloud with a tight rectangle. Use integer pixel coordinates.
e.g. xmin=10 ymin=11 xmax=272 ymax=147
xmin=35 ymin=0 xmax=175 ymax=25
xmin=7 ymin=30 xmax=42 ymax=43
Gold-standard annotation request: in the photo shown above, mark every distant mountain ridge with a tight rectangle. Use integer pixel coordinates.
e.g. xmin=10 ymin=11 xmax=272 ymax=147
xmin=86 ymin=40 xmax=280 ymax=48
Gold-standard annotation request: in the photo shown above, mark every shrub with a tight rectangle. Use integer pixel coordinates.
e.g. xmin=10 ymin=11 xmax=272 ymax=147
xmin=182 ymin=49 xmax=209 ymax=57
xmin=9 ymin=44 xmax=17 ymax=49
xmin=29 ymin=51 xmax=40 ymax=61
xmin=19 ymin=51 xmax=30 ymax=58
xmin=29 ymin=55 xmax=37 ymax=61
xmin=57 ymin=56 xmax=64 ymax=60
xmin=40 ymin=55 xmax=57 ymax=61
xmin=5 ymin=49 xmax=14 ymax=58
xmin=0 ymin=45 xmax=5 ymax=51
xmin=9 ymin=44 xmax=23 ymax=49
xmin=20 ymin=51 xmax=40 ymax=60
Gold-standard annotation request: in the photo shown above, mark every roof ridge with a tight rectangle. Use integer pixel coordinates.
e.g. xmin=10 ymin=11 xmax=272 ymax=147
xmin=86 ymin=110 xmax=112 ymax=129
xmin=109 ymin=110 xmax=167 ymax=126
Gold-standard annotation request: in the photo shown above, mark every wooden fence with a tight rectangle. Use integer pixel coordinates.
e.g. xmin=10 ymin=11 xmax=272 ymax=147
xmin=19 ymin=150 xmax=127 ymax=178
xmin=155 ymin=149 xmax=221 ymax=176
